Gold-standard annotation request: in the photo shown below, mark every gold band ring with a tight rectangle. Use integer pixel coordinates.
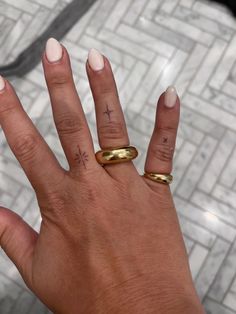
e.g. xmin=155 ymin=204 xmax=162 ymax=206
xmin=144 ymin=172 xmax=173 ymax=185
xmin=95 ymin=146 xmax=138 ymax=165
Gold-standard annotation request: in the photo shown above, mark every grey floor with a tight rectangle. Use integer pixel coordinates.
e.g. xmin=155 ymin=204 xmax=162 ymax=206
xmin=0 ymin=0 xmax=236 ymax=313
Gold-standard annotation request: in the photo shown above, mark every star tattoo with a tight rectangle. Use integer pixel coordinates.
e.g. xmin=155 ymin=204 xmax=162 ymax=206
xmin=74 ymin=146 xmax=89 ymax=169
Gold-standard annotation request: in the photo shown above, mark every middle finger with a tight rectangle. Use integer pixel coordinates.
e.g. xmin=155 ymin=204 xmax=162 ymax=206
xmin=42 ymin=39 xmax=99 ymax=177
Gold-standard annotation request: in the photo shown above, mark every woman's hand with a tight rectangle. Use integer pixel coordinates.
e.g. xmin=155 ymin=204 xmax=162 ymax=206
xmin=0 ymin=38 xmax=204 ymax=314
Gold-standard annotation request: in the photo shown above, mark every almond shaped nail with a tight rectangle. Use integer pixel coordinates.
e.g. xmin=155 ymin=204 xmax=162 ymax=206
xmin=46 ymin=38 xmax=63 ymax=63
xmin=165 ymin=86 xmax=177 ymax=108
xmin=88 ymin=48 xmax=104 ymax=71
xmin=0 ymin=75 xmax=5 ymax=91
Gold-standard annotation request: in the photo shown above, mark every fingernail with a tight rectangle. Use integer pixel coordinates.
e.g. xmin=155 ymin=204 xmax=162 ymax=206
xmin=88 ymin=48 xmax=104 ymax=71
xmin=165 ymin=86 xmax=178 ymax=108
xmin=0 ymin=75 xmax=5 ymax=92
xmin=46 ymin=38 xmax=63 ymax=63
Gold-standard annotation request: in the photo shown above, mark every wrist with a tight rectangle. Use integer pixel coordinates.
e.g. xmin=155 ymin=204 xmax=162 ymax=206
xmin=85 ymin=273 xmax=204 ymax=314
xmin=91 ymin=290 xmax=204 ymax=314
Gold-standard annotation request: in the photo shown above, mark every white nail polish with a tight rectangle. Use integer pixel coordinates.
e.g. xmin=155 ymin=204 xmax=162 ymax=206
xmin=165 ymin=86 xmax=178 ymax=108
xmin=46 ymin=38 xmax=63 ymax=63
xmin=88 ymin=48 xmax=104 ymax=71
xmin=0 ymin=75 xmax=5 ymax=91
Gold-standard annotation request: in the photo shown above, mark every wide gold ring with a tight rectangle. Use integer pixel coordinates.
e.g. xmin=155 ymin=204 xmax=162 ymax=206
xmin=144 ymin=172 xmax=173 ymax=185
xmin=95 ymin=146 xmax=138 ymax=165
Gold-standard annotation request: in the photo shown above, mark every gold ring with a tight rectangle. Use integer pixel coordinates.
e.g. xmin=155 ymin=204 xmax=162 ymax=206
xmin=95 ymin=146 xmax=138 ymax=165
xmin=144 ymin=172 xmax=173 ymax=185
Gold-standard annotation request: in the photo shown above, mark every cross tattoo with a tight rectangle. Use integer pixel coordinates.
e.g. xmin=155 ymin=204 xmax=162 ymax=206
xmin=74 ymin=146 xmax=89 ymax=169
xmin=163 ymin=137 xmax=168 ymax=144
xmin=103 ymin=104 xmax=114 ymax=122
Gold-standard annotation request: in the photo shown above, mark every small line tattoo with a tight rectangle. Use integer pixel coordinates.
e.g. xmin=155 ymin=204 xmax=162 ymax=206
xmin=103 ymin=104 xmax=114 ymax=122
xmin=75 ymin=146 xmax=89 ymax=169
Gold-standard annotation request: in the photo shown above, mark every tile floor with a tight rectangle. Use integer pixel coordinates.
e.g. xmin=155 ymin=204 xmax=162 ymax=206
xmin=0 ymin=0 xmax=236 ymax=313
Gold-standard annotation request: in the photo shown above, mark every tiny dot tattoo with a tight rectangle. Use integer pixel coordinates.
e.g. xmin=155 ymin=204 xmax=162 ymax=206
xmin=75 ymin=146 xmax=89 ymax=169
xmin=103 ymin=104 xmax=114 ymax=122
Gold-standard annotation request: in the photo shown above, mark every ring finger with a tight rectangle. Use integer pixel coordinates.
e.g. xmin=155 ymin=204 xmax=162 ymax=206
xmin=86 ymin=49 xmax=137 ymax=177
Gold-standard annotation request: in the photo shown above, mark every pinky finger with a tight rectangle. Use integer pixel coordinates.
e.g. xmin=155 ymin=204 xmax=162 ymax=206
xmin=144 ymin=86 xmax=180 ymax=188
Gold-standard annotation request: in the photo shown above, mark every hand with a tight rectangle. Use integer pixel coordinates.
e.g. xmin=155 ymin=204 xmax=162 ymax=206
xmin=0 ymin=39 xmax=204 ymax=314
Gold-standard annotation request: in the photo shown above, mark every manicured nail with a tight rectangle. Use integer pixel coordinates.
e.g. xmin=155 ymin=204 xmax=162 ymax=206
xmin=46 ymin=38 xmax=63 ymax=63
xmin=88 ymin=48 xmax=104 ymax=71
xmin=0 ymin=75 xmax=5 ymax=92
xmin=165 ymin=86 xmax=178 ymax=108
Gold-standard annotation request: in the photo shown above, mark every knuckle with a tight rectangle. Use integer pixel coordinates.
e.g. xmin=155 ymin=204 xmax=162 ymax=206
xmin=38 ymin=173 xmax=70 ymax=217
xmin=40 ymin=190 xmax=69 ymax=219
xmin=47 ymin=192 xmax=67 ymax=211
xmin=98 ymin=122 xmax=126 ymax=140
xmin=48 ymin=73 xmax=71 ymax=87
xmin=151 ymin=125 xmax=176 ymax=162
xmin=56 ymin=114 xmax=84 ymax=136
xmin=97 ymin=84 xmax=113 ymax=97
xmin=157 ymin=124 xmax=176 ymax=134
xmin=151 ymin=144 xmax=174 ymax=163
xmin=0 ymin=100 xmax=16 ymax=117
xmin=13 ymin=134 xmax=38 ymax=162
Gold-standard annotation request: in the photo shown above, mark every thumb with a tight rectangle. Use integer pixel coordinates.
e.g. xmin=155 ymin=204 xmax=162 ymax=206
xmin=0 ymin=207 xmax=38 ymax=285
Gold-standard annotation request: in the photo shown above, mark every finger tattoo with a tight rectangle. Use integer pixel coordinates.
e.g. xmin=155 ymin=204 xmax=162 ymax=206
xmin=74 ymin=145 xmax=89 ymax=169
xmin=163 ymin=137 xmax=168 ymax=144
xmin=103 ymin=104 xmax=113 ymax=122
